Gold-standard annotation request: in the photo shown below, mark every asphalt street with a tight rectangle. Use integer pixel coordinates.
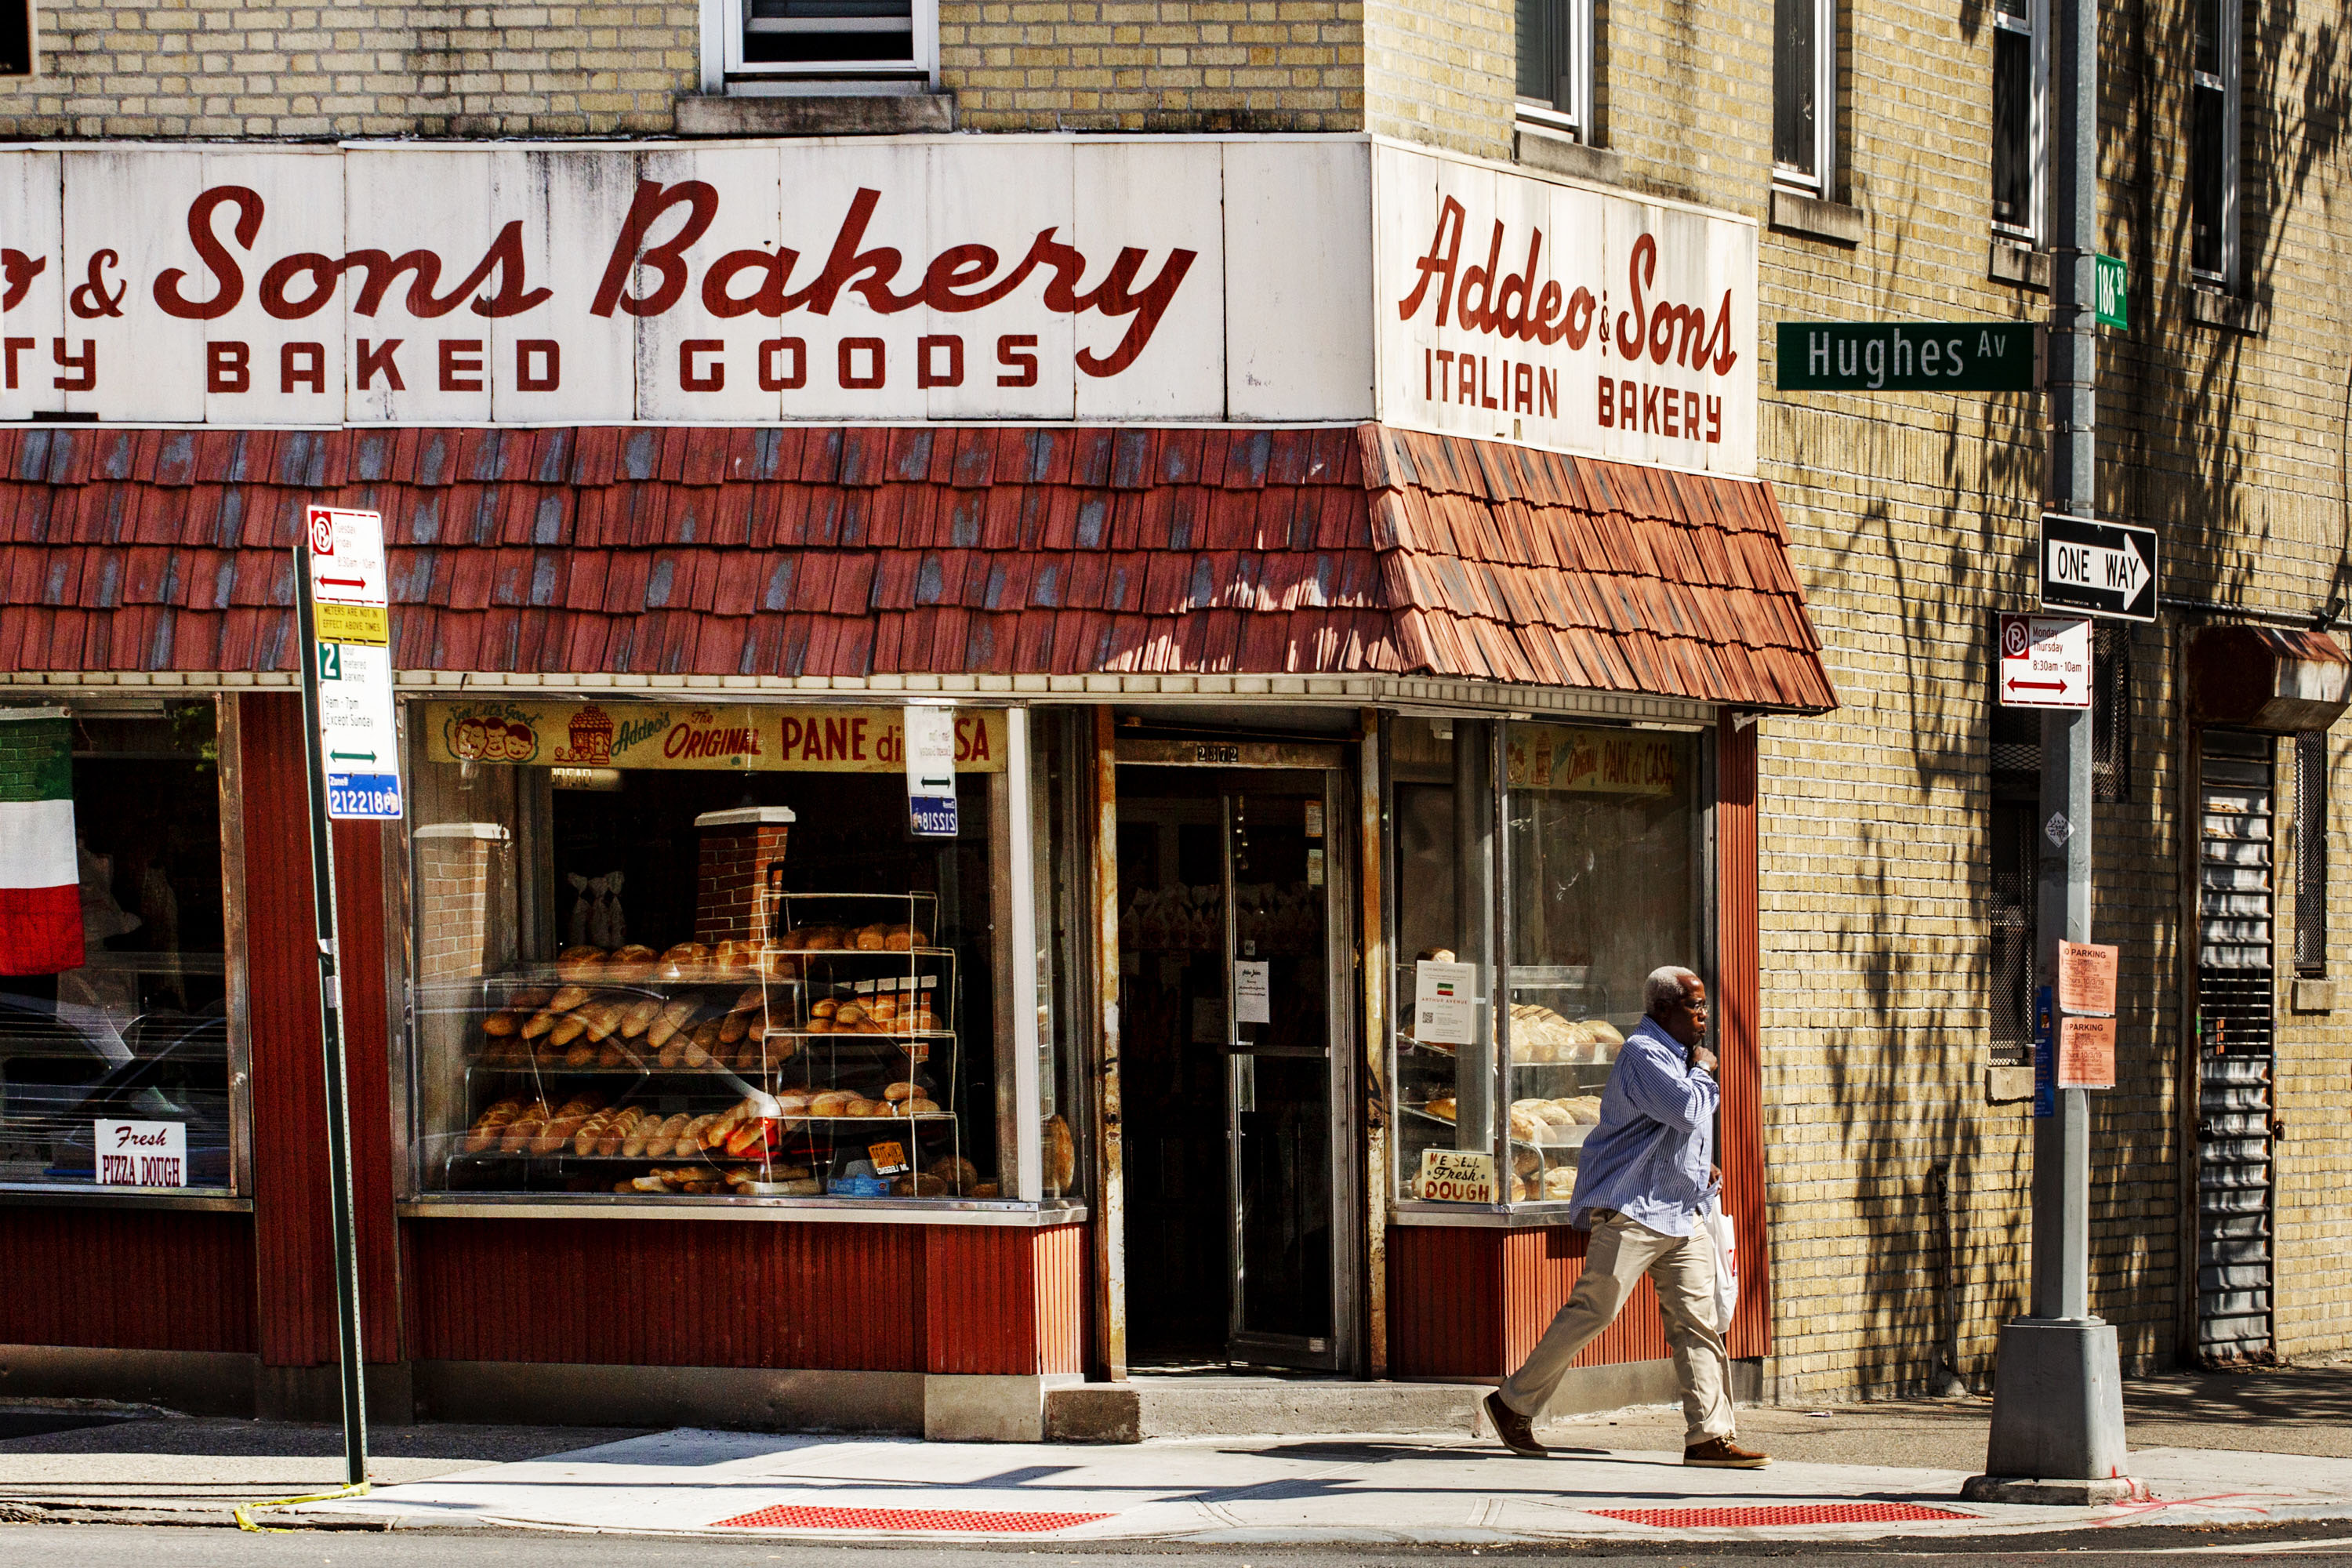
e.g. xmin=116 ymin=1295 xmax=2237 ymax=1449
xmin=14 ymin=1521 xmax=2352 ymax=1563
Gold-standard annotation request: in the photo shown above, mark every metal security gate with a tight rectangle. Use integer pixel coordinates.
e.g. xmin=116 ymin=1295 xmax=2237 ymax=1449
xmin=2195 ymin=730 xmax=2278 ymax=1364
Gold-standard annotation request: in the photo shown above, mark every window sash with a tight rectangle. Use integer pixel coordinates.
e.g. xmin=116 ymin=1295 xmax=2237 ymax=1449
xmin=1773 ymin=0 xmax=1835 ymax=193
xmin=1989 ymin=0 xmax=2048 ymax=241
xmin=2188 ymin=0 xmax=2241 ymax=285
xmin=2296 ymin=730 xmax=2328 ymax=975
xmin=721 ymin=0 xmax=935 ymax=81
xmin=1515 ymin=0 xmax=1595 ymax=139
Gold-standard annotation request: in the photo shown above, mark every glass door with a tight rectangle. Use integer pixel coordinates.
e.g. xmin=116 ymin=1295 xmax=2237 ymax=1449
xmin=1223 ymin=785 xmax=1338 ymax=1366
xmin=1113 ymin=749 xmax=1353 ymax=1374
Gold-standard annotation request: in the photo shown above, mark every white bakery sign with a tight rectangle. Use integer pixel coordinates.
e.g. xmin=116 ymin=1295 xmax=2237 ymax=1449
xmin=1371 ymin=143 xmax=1759 ymax=474
xmin=0 ymin=139 xmax=1757 ymax=474
xmin=0 ymin=140 xmax=1376 ymax=426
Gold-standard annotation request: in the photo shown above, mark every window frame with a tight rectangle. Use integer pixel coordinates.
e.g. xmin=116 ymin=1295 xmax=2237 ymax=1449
xmin=391 ymin=698 xmax=1073 ymax=1220
xmin=0 ymin=694 xmax=252 ymax=1206
xmin=1990 ymin=0 xmax=2050 ymax=244
xmin=715 ymin=0 xmax=938 ymax=92
xmin=1513 ymin=0 xmax=1597 ymax=143
xmin=1772 ymin=0 xmax=1838 ymax=197
xmin=2189 ymin=0 xmax=2242 ymax=286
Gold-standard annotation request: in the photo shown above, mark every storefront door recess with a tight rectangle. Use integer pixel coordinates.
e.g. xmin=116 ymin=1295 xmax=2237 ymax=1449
xmin=2194 ymin=729 xmax=2279 ymax=1365
xmin=1113 ymin=742 xmax=1358 ymax=1374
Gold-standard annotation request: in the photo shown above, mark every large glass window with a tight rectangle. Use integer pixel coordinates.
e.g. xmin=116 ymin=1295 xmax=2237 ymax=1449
xmin=405 ymin=699 xmax=1017 ymax=1206
xmin=720 ymin=0 xmax=934 ymax=88
xmin=1390 ymin=717 xmax=1706 ymax=1210
xmin=0 ymin=699 xmax=237 ymax=1195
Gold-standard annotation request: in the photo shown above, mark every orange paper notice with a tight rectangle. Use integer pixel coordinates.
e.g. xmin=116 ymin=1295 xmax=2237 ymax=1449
xmin=2058 ymin=941 xmax=2118 ymax=1016
xmin=2057 ymin=1015 xmax=2117 ymax=1089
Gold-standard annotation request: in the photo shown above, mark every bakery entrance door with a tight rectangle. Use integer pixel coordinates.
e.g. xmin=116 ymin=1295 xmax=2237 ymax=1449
xmin=1114 ymin=750 xmax=1354 ymax=1375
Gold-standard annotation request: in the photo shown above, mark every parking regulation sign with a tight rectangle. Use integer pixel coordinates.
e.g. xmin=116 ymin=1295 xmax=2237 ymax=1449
xmin=304 ymin=506 xmax=403 ymax=821
xmin=1998 ymin=612 xmax=2093 ymax=710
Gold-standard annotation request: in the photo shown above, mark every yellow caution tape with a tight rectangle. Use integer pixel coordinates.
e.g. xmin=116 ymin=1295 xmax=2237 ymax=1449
xmin=233 ymin=1480 xmax=372 ymax=1534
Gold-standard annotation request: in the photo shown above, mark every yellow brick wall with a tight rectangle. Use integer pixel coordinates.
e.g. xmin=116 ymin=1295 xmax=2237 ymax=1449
xmin=0 ymin=0 xmax=700 ymax=136
xmin=0 ymin=0 xmax=1363 ymax=135
xmin=1359 ymin=0 xmax=1515 ymax=156
xmin=942 ymin=0 xmax=1363 ymax=130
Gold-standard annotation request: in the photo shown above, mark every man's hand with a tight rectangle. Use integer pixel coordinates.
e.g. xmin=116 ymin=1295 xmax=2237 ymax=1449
xmin=1690 ymin=1043 xmax=1719 ymax=1076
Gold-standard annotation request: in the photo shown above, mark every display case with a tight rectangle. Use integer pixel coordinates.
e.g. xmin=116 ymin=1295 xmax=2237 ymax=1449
xmin=425 ymin=893 xmax=987 ymax=1200
xmin=402 ymin=699 xmax=1032 ymax=1207
xmin=1388 ymin=715 xmax=1703 ymax=1213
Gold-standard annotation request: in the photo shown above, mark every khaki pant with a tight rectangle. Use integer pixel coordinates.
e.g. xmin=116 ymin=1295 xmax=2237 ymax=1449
xmin=1497 ymin=1210 xmax=1736 ymax=1446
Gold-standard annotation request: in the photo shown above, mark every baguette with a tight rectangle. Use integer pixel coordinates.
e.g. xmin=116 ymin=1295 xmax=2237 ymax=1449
xmin=646 ymin=997 xmax=698 ymax=1050
xmin=508 ymin=984 xmax=555 ymax=1011
xmin=500 ymin=1100 xmax=551 ymax=1153
xmin=594 ymin=1106 xmax=646 ymax=1156
xmin=521 ymin=1007 xmax=561 ymax=1040
xmin=618 ymin=996 xmax=664 ymax=1040
xmin=549 ymin=1011 xmax=591 ymax=1047
xmin=717 ymin=1011 xmax=750 ymax=1046
xmin=641 ymin=1112 xmax=691 ymax=1159
xmin=463 ymin=1099 xmax=522 ymax=1153
xmin=549 ymin=982 xmax=593 ymax=1013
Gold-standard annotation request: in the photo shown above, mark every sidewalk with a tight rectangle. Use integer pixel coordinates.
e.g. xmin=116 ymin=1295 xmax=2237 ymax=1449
xmin=1 ymin=1367 xmax=2349 ymax=1544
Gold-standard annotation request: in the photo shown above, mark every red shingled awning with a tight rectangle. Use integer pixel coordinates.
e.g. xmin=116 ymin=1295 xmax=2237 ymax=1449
xmin=0 ymin=422 xmax=1835 ymax=713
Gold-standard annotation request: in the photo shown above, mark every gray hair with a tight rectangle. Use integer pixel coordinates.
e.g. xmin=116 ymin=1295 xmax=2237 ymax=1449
xmin=1644 ymin=966 xmax=1702 ymax=1016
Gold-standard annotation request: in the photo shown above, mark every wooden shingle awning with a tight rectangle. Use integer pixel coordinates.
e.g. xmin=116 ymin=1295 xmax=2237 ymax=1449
xmin=0 ymin=423 xmax=1835 ymax=714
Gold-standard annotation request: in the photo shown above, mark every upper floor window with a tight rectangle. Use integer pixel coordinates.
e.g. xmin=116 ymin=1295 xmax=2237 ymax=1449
xmin=719 ymin=0 xmax=935 ymax=89
xmin=2296 ymin=729 xmax=2327 ymax=974
xmin=1991 ymin=0 xmax=2046 ymax=239
xmin=2190 ymin=0 xmax=2241 ymax=284
xmin=1773 ymin=0 xmax=1835 ymax=194
xmin=1516 ymin=0 xmax=1595 ymax=140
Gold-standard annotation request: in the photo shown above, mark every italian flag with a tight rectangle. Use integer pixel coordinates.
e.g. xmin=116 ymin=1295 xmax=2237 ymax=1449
xmin=0 ymin=713 xmax=82 ymax=975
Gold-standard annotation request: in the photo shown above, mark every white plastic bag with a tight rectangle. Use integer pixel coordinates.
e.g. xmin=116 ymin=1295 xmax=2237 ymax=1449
xmin=1702 ymin=1196 xmax=1739 ymax=1333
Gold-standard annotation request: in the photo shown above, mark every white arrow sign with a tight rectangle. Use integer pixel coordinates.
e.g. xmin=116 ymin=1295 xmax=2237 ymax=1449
xmin=2045 ymin=538 xmax=2147 ymax=601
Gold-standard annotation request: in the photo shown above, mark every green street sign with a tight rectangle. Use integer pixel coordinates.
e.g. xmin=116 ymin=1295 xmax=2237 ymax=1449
xmin=2096 ymin=253 xmax=2127 ymax=329
xmin=1777 ymin=322 xmax=2037 ymax=392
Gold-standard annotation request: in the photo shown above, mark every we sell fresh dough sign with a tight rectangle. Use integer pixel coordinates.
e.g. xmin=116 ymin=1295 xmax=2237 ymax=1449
xmin=0 ymin=141 xmax=1374 ymax=426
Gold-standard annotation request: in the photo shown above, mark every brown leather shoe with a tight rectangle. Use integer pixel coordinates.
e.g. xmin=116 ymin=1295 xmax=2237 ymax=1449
xmin=1684 ymin=1436 xmax=1773 ymax=1468
xmin=1484 ymin=1391 xmax=1548 ymax=1457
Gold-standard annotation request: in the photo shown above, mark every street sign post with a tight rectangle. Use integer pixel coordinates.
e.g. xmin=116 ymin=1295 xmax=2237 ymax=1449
xmin=1998 ymin=612 xmax=2092 ymax=710
xmin=1777 ymin=321 xmax=2037 ymax=391
xmin=2040 ymin=512 xmax=2158 ymax=622
xmin=295 ymin=504 xmax=396 ymax=1494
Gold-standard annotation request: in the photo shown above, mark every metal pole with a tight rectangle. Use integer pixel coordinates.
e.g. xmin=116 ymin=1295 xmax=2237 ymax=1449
xmin=1969 ymin=0 xmax=2132 ymax=1494
xmin=295 ymin=556 xmax=370 ymax=1490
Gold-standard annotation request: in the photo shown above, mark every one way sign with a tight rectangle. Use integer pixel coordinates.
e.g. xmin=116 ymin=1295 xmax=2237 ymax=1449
xmin=2041 ymin=513 xmax=2159 ymax=622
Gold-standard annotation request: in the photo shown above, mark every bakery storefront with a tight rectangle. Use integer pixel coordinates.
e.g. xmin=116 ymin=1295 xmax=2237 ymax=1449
xmin=0 ymin=135 xmax=1832 ymax=1435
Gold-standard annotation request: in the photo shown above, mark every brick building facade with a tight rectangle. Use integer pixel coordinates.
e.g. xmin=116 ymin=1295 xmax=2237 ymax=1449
xmin=0 ymin=0 xmax=2340 ymax=1416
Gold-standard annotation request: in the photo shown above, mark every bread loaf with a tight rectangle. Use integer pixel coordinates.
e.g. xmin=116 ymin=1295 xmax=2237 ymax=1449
xmin=482 ymin=1010 xmax=521 ymax=1038
xmin=463 ymin=1098 xmax=522 ymax=1153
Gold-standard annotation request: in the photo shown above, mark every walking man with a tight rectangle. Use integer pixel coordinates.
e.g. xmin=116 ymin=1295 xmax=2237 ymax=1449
xmin=1484 ymin=965 xmax=1771 ymax=1468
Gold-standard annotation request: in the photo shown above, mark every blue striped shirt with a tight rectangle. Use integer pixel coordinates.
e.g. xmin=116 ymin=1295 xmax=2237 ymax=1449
xmin=1567 ymin=1014 xmax=1719 ymax=1236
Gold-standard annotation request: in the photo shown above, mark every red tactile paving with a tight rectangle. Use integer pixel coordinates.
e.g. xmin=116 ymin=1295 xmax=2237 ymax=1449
xmin=710 ymin=1504 xmax=1112 ymax=1533
xmin=1588 ymin=1502 xmax=1976 ymax=1528
xmin=0 ymin=423 xmax=1835 ymax=713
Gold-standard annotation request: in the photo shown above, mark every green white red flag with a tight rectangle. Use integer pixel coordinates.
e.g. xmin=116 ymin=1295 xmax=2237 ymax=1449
xmin=0 ymin=712 xmax=82 ymax=975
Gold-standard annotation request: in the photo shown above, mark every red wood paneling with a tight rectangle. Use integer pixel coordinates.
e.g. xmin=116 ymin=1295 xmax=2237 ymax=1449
xmin=405 ymin=1218 xmax=923 ymax=1370
xmin=1501 ymin=1226 xmax=1668 ymax=1367
xmin=0 ymin=1208 xmax=255 ymax=1352
xmin=1387 ymin=1225 xmax=1503 ymax=1378
xmin=1715 ymin=722 xmax=1771 ymax=1358
xmin=926 ymin=1225 xmax=1036 ymax=1375
xmin=238 ymin=694 xmax=401 ymax=1365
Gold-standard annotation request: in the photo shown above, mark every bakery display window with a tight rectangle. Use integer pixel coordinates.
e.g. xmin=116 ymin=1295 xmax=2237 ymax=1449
xmin=0 ymin=698 xmax=241 ymax=1196
xmin=1498 ymin=720 xmax=1702 ymax=1206
xmin=1388 ymin=715 xmax=1708 ymax=1212
xmin=405 ymin=699 xmax=1017 ymax=1206
xmin=1388 ymin=715 xmax=1501 ymax=1204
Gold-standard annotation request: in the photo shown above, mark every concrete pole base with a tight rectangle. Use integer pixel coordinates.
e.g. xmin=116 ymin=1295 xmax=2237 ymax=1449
xmin=1960 ymin=1474 xmax=2151 ymax=1506
xmin=1965 ymin=1317 xmax=2136 ymax=1501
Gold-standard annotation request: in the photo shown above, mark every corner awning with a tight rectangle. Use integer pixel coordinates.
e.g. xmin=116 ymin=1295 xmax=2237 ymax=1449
xmin=0 ymin=423 xmax=1836 ymax=715
xmin=2190 ymin=624 xmax=2352 ymax=733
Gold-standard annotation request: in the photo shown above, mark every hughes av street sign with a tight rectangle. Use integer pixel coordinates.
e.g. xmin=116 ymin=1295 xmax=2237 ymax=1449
xmin=2040 ymin=512 xmax=2158 ymax=622
xmin=1777 ymin=322 xmax=2037 ymax=391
